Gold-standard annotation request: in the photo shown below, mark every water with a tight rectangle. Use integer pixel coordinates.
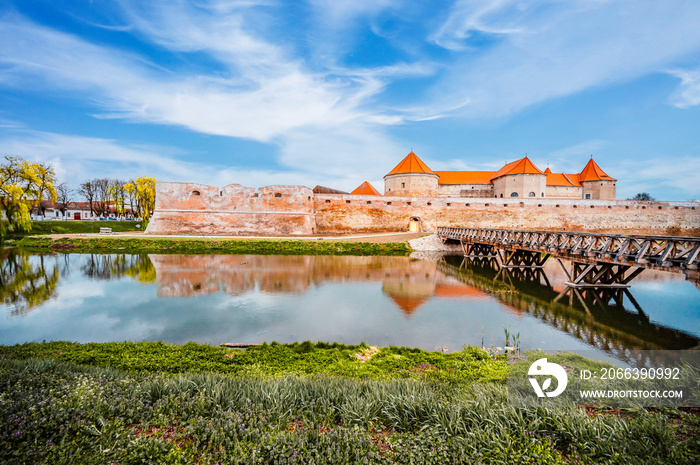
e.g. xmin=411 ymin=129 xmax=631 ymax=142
xmin=1 ymin=251 xmax=698 ymax=361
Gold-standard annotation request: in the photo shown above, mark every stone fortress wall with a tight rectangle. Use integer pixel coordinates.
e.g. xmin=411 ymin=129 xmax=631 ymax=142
xmin=147 ymin=181 xmax=700 ymax=236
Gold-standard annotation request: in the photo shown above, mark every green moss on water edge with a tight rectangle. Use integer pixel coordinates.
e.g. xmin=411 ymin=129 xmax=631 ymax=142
xmin=14 ymin=236 xmax=412 ymax=256
xmin=0 ymin=340 xmax=506 ymax=383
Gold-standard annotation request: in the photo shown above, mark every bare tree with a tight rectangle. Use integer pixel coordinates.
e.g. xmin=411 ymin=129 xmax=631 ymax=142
xmin=56 ymin=183 xmax=73 ymax=217
xmin=93 ymin=178 xmax=110 ymax=217
xmin=79 ymin=181 xmax=96 ymax=216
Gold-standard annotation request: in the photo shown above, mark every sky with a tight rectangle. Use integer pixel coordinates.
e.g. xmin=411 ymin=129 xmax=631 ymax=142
xmin=1 ymin=0 xmax=700 ymax=200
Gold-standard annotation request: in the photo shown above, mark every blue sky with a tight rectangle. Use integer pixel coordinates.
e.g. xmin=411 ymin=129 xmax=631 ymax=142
xmin=1 ymin=0 xmax=700 ymax=200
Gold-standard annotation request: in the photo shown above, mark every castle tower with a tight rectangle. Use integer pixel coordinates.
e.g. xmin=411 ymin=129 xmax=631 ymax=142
xmin=351 ymin=181 xmax=382 ymax=196
xmin=579 ymin=158 xmax=616 ymax=200
xmin=384 ymin=151 xmax=438 ymax=196
xmin=490 ymin=156 xmax=546 ymax=198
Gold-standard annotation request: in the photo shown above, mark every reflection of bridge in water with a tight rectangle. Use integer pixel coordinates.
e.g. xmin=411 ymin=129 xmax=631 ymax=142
xmin=438 ymin=256 xmax=700 ymax=359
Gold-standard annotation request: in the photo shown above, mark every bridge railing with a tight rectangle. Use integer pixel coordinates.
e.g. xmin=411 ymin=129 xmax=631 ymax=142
xmin=437 ymin=227 xmax=700 ymax=272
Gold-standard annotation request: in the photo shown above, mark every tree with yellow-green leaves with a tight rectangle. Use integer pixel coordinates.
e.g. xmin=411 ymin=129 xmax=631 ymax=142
xmin=0 ymin=156 xmax=57 ymax=240
xmin=124 ymin=176 xmax=156 ymax=223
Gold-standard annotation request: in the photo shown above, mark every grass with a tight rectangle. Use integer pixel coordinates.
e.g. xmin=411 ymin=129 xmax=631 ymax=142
xmin=1 ymin=345 xmax=698 ymax=464
xmin=0 ymin=341 xmax=506 ymax=383
xmin=3 ymin=220 xmax=142 ymax=238
xmin=13 ymin=236 xmax=412 ymax=256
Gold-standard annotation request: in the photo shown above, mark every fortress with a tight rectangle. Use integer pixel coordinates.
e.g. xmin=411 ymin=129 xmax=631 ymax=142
xmin=384 ymin=152 xmax=616 ymax=200
xmin=146 ymin=151 xmax=699 ymax=236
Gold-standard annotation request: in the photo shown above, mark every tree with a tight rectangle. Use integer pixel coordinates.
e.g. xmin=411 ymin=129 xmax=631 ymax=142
xmin=93 ymin=178 xmax=110 ymax=217
xmin=34 ymin=163 xmax=57 ymax=217
xmin=56 ymin=183 xmax=73 ymax=218
xmin=124 ymin=177 xmax=156 ymax=223
xmin=78 ymin=181 xmax=96 ymax=216
xmin=628 ymin=192 xmax=655 ymax=201
xmin=108 ymin=179 xmax=127 ymax=218
xmin=0 ymin=156 xmax=56 ymax=239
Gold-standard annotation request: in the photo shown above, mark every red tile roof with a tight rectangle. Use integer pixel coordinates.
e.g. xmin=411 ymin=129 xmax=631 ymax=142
xmin=579 ymin=158 xmax=616 ymax=182
xmin=546 ymin=173 xmax=582 ymax=187
xmin=434 ymin=171 xmax=495 ymax=185
xmin=386 ymin=151 xmax=435 ymax=176
xmin=351 ymin=181 xmax=382 ymax=196
xmin=490 ymin=156 xmax=544 ymax=181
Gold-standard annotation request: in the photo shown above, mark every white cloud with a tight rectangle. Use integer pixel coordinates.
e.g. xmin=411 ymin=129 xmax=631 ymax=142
xmin=0 ymin=128 xmax=401 ymax=192
xmin=668 ymin=68 xmax=700 ymax=108
xmin=426 ymin=0 xmax=700 ymax=118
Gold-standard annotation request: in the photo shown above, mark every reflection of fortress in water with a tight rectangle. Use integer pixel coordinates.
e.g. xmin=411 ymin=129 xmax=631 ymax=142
xmin=150 ymin=255 xmax=490 ymax=316
xmin=151 ymin=254 xmax=699 ymax=359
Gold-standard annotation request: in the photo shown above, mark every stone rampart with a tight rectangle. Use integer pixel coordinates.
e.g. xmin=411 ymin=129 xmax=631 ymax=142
xmin=147 ymin=182 xmax=700 ymax=236
xmin=146 ymin=182 xmax=315 ymax=235
xmin=312 ymin=194 xmax=700 ymax=236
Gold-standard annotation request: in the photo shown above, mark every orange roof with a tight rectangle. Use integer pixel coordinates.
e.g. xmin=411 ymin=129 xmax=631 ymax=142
xmin=386 ymin=151 xmax=436 ymax=176
xmin=351 ymin=181 xmax=382 ymax=196
xmin=579 ymin=158 xmax=616 ymax=182
xmin=544 ymin=167 xmax=552 ymax=174
xmin=546 ymin=172 xmax=582 ymax=187
xmin=388 ymin=295 xmax=428 ymax=316
xmin=490 ymin=156 xmax=544 ymax=181
xmin=434 ymin=171 xmax=495 ymax=185
xmin=434 ymin=283 xmax=489 ymax=299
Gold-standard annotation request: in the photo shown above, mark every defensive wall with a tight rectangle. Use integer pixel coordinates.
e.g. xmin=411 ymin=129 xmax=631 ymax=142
xmin=146 ymin=182 xmax=700 ymax=237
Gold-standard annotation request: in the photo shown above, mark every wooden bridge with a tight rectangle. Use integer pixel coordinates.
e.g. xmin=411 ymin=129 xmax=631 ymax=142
xmin=437 ymin=227 xmax=700 ymax=288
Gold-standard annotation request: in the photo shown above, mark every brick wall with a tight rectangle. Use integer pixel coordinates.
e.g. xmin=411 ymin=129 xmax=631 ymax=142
xmin=147 ymin=181 xmax=700 ymax=236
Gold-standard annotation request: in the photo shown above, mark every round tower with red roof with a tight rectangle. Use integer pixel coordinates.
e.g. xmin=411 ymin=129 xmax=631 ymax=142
xmin=578 ymin=158 xmax=616 ymax=200
xmin=490 ymin=156 xmax=547 ymax=199
xmin=383 ymin=151 xmax=439 ymax=196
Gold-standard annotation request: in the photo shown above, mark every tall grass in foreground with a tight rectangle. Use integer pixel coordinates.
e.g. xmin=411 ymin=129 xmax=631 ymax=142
xmin=1 ymin=358 xmax=698 ymax=464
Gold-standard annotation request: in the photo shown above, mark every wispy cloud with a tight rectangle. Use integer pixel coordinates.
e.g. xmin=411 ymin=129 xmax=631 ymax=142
xmin=668 ymin=68 xmax=700 ymax=108
xmin=426 ymin=0 xmax=700 ymax=118
xmin=0 ymin=128 xmax=395 ymax=192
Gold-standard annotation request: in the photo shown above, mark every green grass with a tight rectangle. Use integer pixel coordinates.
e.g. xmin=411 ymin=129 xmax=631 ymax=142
xmin=14 ymin=236 xmax=412 ymax=256
xmin=3 ymin=219 xmax=142 ymax=238
xmin=1 ymin=341 xmax=506 ymax=383
xmin=1 ymin=352 xmax=698 ymax=464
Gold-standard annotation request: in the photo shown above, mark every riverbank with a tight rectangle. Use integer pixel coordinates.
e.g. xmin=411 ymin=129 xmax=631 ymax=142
xmin=1 ymin=341 xmax=698 ymax=464
xmin=12 ymin=234 xmax=414 ymax=256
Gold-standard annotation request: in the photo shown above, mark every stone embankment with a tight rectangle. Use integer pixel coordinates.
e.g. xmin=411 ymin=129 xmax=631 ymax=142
xmin=408 ymin=234 xmax=462 ymax=253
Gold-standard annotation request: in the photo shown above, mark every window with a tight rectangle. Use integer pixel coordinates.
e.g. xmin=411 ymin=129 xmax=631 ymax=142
xmin=510 ymin=192 xmax=518 ymax=197
xmin=366 ymin=201 xmax=371 ymax=204
xmin=192 ymin=190 xmax=201 ymax=196
xmin=585 ymin=194 xmax=591 ymax=199
xmin=387 ymin=201 xmax=392 ymax=205
xmin=528 ymin=192 xmax=535 ymax=197
xmin=325 ymin=199 xmax=331 ymax=203
xmin=274 ymin=193 xmax=282 ymax=198
xmin=401 ymin=182 xmax=405 ymax=188
xmin=500 ymin=194 xmax=503 ymax=198
xmin=346 ymin=200 xmax=351 ymax=204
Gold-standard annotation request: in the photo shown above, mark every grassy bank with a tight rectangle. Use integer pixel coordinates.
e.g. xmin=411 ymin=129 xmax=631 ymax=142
xmin=3 ymin=220 xmax=142 ymax=238
xmin=1 ymin=342 xmax=698 ymax=464
xmin=14 ymin=236 xmax=412 ymax=256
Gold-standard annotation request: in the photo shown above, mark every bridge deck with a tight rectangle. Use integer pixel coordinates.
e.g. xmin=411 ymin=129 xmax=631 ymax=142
xmin=437 ymin=227 xmax=700 ymax=279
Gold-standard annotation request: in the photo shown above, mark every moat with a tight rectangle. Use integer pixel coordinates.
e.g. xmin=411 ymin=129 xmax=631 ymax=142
xmin=1 ymin=251 xmax=698 ymax=360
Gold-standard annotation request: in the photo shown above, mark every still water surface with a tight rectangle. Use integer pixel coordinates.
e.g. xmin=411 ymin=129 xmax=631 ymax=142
xmin=1 ymin=251 xmax=698 ymax=360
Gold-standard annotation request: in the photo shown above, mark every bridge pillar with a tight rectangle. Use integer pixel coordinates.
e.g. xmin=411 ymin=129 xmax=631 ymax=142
xmin=558 ymin=260 xmax=644 ymax=288
xmin=497 ymin=249 xmax=550 ymax=269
